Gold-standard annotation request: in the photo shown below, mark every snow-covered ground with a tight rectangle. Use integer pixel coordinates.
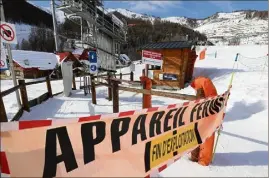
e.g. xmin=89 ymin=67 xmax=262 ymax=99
xmin=0 ymin=45 xmax=268 ymax=176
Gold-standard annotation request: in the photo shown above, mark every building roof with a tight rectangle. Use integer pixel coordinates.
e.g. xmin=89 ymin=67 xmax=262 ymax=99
xmin=56 ymin=52 xmax=78 ymax=63
xmin=139 ymin=41 xmax=197 ymax=50
xmin=11 ymin=50 xmax=58 ymax=70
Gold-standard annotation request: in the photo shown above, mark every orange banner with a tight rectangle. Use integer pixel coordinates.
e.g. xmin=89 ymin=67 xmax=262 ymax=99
xmin=1 ymin=90 xmax=230 ymax=177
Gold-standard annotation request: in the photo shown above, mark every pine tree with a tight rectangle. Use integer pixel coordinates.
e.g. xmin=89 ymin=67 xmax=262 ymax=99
xmin=15 ymin=42 xmax=20 ymax=50
xmin=20 ymin=38 xmax=31 ymax=50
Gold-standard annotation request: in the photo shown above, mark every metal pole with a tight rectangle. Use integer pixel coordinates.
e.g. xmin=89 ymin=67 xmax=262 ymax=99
xmin=80 ymin=2 xmax=83 ymax=49
xmin=0 ymin=0 xmax=21 ymax=108
xmin=51 ymin=0 xmax=59 ymax=52
xmin=81 ymin=17 xmax=83 ymax=48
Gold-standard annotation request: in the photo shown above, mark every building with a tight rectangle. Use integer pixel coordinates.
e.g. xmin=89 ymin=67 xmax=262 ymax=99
xmin=138 ymin=41 xmax=198 ymax=89
xmin=11 ymin=50 xmax=58 ymax=79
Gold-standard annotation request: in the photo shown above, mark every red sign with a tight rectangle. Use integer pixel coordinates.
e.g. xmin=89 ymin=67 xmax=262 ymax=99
xmin=142 ymin=50 xmax=163 ymax=66
xmin=0 ymin=22 xmax=17 ymax=44
xmin=0 ymin=24 xmax=15 ymax=41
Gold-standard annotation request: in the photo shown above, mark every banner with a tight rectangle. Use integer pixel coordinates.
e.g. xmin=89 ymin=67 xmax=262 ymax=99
xmin=0 ymin=90 xmax=230 ymax=177
xmin=142 ymin=50 xmax=163 ymax=66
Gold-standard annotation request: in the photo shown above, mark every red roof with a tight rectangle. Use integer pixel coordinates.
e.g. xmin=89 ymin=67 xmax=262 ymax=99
xmin=56 ymin=52 xmax=77 ymax=62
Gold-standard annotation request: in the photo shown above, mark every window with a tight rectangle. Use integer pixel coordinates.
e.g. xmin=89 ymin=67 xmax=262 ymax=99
xmin=149 ymin=65 xmax=161 ymax=70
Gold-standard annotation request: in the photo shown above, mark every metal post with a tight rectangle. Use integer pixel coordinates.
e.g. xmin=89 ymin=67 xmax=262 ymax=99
xmin=0 ymin=0 xmax=21 ymax=107
xmin=51 ymin=0 xmax=59 ymax=51
xmin=81 ymin=17 xmax=83 ymax=48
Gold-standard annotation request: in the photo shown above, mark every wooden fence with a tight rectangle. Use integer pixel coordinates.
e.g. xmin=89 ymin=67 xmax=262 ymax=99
xmin=0 ymin=76 xmax=76 ymax=122
xmin=1 ymin=71 xmax=198 ymax=122
xmin=89 ymin=75 xmax=198 ymax=113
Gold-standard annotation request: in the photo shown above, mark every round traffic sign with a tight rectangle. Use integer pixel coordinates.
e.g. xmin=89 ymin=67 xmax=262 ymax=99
xmin=0 ymin=24 xmax=15 ymax=42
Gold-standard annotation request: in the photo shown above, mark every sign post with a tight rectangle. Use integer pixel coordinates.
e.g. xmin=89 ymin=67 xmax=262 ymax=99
xmin=0 ymin=0 xmax=21 ymax=108
xmin=89 ymin=50 xmax=98 ymax=74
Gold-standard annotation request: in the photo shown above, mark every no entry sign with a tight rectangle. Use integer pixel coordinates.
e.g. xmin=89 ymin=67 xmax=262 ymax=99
xmin=0 ymin=21 xmax=17 ymax=44
xmin=142 ymin=50 xmax=163 ymax=66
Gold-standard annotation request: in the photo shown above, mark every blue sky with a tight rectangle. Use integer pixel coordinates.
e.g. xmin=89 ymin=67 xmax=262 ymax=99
xmin=33 ymin=1 xmax=268 ymax=19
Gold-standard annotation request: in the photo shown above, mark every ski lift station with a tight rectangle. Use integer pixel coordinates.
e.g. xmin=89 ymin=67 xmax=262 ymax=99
xmin=56 ymin=0 xmax=128 ymax=73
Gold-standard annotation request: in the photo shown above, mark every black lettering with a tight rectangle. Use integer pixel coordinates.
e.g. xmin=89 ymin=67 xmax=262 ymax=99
xmin=215 ymin=97 xmax=224 ymax=110
xmin=167 ymin=138 xmax=171 ymax=154
xmin=173 ymin=108 xmax=182 ymax=129
xmin=152 ymin=145 xmax=157 ymax=161
xmin=132 ymin=114 xmax=147 ymax=145
xmin=178 ymin=134 xmax=182 ymax=148
xmin=202 ymin=101 xmax=210 ymax=118
xmin=111 ymin=117 xmax=131 ymax=152
xmin=149 ymin=111 xmax=165 ymax=137
xmin=178 ymin=107 xmax=187 ymax=126
xmin=81 ymin=121 xmax=106 ymax=164
xmin=196 ymin=103 xmax=204 ymax=120
xmin=208 ymin=99 xmax=216 ymax=115
xmin=213 ymin=99 xmax=220 ymax=113
xmin=43 ymin=127 xmax=78 ymax=178
xmin=171 ymin=136 xmax=176 ymax=151
xmin=190 ymin=104 xmax=199 ymax=122
xmin=164 ymin=109 xmax=177 ymax=132
xmin=156 ymin=143 xmax=161 ymax=159
xmin=162 ymin=140 xmax=167 ymax=156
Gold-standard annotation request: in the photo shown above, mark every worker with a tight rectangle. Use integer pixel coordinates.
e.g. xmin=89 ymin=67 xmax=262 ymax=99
xmin=189 ymin=76 xmax=218 ymax=166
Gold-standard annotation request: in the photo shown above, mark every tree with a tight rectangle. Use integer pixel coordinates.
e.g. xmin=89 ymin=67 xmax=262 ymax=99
xmin=20 ymin=38 xmax=31 ymax=50
xmin=28 ymin=24 xmax=55 ymax=52
xmin=15 ymin=42 xmax=20 ymax=50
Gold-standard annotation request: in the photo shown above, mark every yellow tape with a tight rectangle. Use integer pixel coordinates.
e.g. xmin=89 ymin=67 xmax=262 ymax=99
xmin=148 ymin=123 xmax=199 ymax=169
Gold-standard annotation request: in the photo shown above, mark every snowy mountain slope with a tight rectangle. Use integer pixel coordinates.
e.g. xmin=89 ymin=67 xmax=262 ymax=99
xmin=108 ymin=8 xmax=268 ymax=45
xmin=106 ymin=8 xmax=156 ymax=23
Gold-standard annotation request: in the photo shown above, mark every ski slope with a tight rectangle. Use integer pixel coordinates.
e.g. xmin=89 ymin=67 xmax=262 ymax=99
xmin=1 ymin=45 xmax=268 ymax=177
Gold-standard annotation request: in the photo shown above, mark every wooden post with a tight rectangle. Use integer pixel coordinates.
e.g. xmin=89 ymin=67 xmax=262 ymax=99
xmin=18 ymin=79 xmax=30 ymax=112
xmin=120 ymin=73 xmax=122 ymax=79
xmin=112 ymin=80 xmax=119 ymax=113
xmin=46 ymin=76 xmax=52 ymax=97
xmin=141 ymin=77 xmax=152 ymax=109
xmin=191 ymin=87 xmax=205 ymax=161
xmin=0 ymin=94 xmax=8 ymax=122
xmin=90 ymin=75 xmax=97 ymax=104
xmin=108 ymin=73 xmax=112 ymax=101
xmin=72 ymin=74 xmax=76 ymax=90
xmin=130 ymin=71 xmax=134 ymax=81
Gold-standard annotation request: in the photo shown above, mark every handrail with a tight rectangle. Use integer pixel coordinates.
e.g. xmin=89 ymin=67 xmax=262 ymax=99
xmin=1 ymin=85 xmax=21 ymax=97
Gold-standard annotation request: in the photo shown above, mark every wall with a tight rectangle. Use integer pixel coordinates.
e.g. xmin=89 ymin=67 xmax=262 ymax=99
xmin=96 ymin=31 xmax=116 ymax=71
xmin=150 ymin=48 xmax=193 ymax=89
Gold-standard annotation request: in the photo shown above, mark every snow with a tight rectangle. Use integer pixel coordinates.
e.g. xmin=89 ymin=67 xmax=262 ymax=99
xmin=1 ymin=45 xmax=268 ymax=176
xmin=11 ymin=50 xmax=58 ymax=70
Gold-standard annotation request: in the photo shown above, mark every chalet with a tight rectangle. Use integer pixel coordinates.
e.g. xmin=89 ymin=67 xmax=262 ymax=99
xmin=11 ymin=50 xmax=58 ymax=79
xmin=138 ymin=41 xmax=198 ymax=89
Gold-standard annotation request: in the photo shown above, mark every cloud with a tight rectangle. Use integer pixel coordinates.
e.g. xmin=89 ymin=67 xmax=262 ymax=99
xmin=125 ymin=1 xmax=182 ymax=13
xmin=209 ymin=1 xmax=234 ymax=12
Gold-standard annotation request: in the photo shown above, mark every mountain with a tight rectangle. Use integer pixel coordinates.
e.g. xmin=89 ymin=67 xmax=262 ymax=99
xmin=108 ymin=8 xmax=268 ymax=45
